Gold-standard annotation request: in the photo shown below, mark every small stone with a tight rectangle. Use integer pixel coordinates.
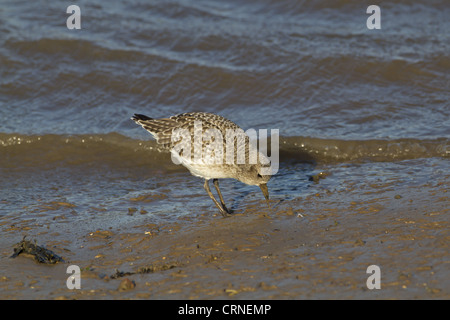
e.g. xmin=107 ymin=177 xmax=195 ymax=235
xmin=118 ymin=278 xmax=136 ymax=291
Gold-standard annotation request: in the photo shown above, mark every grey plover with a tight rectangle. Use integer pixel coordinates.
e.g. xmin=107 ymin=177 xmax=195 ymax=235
xmin=131 ymin=112 xmax=271 ymax=216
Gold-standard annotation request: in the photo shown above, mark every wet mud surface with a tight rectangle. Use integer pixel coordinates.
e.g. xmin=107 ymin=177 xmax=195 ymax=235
xmin=0 ymin=173 xmax=448 ymax=299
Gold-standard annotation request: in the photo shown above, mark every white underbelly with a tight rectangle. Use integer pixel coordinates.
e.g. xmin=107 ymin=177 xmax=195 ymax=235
xmin=171 ymin=149 xmax=237 ymax=180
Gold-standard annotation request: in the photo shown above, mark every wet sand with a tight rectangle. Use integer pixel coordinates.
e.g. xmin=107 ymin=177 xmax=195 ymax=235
xmin=0 ymin=176 xmax=448 ymax=300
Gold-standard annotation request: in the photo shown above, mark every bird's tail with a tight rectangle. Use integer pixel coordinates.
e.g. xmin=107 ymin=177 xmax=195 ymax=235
xmin=131 ymin=114 xmax=153 ymax=122
xmin=131 ymin=114 xmax=178 ymax=147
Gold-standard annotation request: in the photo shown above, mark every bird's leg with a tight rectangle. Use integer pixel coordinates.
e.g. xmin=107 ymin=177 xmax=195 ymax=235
xmin=204 ymin=179 xmax=230 ymax=217
xmin=213 ymin=179 xmax=231 ymax=214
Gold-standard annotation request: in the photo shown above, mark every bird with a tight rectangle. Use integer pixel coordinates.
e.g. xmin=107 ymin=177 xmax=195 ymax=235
xmin=131 ymin=112 xmax=272 ymax=216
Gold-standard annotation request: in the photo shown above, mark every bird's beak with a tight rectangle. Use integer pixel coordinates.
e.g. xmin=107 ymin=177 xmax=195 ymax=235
xmin=259 ymin=183 xmax=270 ymax=208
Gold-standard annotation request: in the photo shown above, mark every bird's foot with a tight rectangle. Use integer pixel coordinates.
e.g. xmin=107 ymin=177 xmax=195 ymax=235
xmin=219 ymin=206 xmax=233 ymax=217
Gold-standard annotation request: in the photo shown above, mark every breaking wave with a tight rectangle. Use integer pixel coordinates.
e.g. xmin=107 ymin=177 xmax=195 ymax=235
xmin=1 ymin=133 xmax=448 ymax=170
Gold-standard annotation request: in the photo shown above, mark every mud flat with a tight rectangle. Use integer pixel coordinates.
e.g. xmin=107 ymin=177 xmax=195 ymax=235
xmin=0 ymin=173 xmax=448 ymax=300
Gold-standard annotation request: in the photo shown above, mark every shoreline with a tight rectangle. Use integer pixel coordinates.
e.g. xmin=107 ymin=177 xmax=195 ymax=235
xmin=0 ymin=177 xmax=448 ymax=299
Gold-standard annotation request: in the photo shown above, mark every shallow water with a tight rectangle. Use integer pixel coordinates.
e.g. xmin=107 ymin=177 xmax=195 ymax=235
xmin=0 ymin=0 xmax=449 ymax=299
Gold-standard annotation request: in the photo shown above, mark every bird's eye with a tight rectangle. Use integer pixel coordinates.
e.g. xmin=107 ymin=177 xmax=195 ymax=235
xmin=257 ymin=173 xmax=262 ymax=178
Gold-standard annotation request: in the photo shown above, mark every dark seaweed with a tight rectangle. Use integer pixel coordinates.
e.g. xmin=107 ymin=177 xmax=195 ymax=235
xmin=110 ymin=262 xmax=181 ymax=279
xmin=10 ymin=237 xmax=64 ymax=264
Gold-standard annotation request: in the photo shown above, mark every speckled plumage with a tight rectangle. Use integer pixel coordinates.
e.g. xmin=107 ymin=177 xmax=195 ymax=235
xmin=132 ymin=112 xmax=271 ymax=216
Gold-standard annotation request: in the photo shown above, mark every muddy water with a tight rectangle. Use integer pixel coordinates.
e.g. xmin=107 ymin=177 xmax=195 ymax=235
xmin=0 ymin=0 xmax=449 ymax=299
